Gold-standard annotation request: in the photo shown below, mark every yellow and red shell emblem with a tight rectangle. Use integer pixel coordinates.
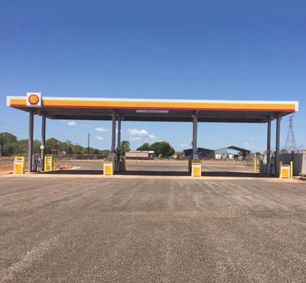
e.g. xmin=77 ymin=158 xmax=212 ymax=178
xmin=28 ymin=94 xmax=40 ymax=105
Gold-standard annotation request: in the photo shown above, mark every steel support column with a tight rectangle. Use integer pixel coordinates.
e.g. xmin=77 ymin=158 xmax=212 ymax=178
xmin=111 ymin=114 xmax=116 ymax=153
xmin=28 ymin=111 xmax=34 ymax=172
xmin=275 ymin=116 xmax=281 ymax=176
xmin=266 ymin=119 xmax=272 ymax=176
xmin=192 ymin=114 xmax=198 ymax=158
xmin=116 ymin=117 xmax=121 ymax=171
xmin=117 ymin=117 xmax=121 ymax=151
xmin=41 ymin=115 xmax=46 ymax=171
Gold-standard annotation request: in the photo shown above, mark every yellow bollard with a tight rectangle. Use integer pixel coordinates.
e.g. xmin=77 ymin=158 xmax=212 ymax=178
xmin=44 ymin=156 xmax=54 ymax=172
xmin=14 ymin=156 xmax=26 ymax=174
xmin=279 ymin=163 xmax=291 ymax=179
xmin=103 ymin=161 xmax=114 ymax=176
xmin=290 ymin=161 xmax=294 ymax=178
xmin=191 ymin=160 xmax=202 ymax=177
xmin=192 ymin=164 xmax=201 ymax=177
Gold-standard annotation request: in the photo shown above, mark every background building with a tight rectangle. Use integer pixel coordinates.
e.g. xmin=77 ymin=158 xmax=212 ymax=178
xmin=125 ymin=150 xmax=155 ymax=160
xmin=183 ymin=148 xmax=215 ymax=159
xmin=214 ymin=146 xmax=251 ymax=159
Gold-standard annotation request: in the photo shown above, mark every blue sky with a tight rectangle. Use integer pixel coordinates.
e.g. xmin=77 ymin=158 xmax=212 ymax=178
xmin=0 ymin=0 xmax=305 ymax=152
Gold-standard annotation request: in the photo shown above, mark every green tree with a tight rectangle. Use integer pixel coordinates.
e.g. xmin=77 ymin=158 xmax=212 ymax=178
xmin=15 ymin=139 xmax=28 ymax=155
xmin=120 ymin=140 xmax=130 ymax=155
xmin=45 ymin=138 xmax=60 ymax=155
xmin=73 ymin=144 xmax=84 ymax=154
xmin=64 ymin=140 xmax=74 ymax=154
xmin=33 ymin=140 xmax=41 ymax=156
xmin=149 ymin=141 xmax=175 ymax=158
xmin=0 ymin=132 xmax=18 ymax=156
xmin=1 ymin=132 xmax=17 ymax=144
xmin=137 ymin=143 xmax=150 ymax=151
xmin=0 ymin=131 xmax=110 ymax=157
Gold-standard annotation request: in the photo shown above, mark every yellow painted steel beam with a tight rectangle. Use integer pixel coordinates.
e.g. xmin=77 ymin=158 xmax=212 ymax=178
xmin=7 ymin=97 xmax=299 ymax=113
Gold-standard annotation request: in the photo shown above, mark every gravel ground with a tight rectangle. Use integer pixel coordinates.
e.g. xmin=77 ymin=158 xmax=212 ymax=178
xmin=51 ymin=159 xmax=256 ymax=177
xmin=0 ymin=176 xmax=306 ymax=282
xmin=0 ymin=160 xmax=14 ymax=175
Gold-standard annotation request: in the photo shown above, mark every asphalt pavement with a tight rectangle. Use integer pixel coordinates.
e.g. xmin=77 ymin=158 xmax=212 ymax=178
xmin=0 ymin=176 xmax=306 ymax=282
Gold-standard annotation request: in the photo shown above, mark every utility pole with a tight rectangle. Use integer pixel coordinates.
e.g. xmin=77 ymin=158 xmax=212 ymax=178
xmin=87 ymin=132 xmax=90 ymax=155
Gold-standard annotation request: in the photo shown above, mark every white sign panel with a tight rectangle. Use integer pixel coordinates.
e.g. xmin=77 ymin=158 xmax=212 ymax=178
xmin=26 ymin=92 xmax=42 ymax=107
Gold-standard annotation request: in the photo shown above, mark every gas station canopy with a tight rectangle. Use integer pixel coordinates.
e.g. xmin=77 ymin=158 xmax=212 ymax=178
xmin=6 ymin=94 xmax=300 ymax=176
xmin=7 ymin=96 xmax=299 ymax=123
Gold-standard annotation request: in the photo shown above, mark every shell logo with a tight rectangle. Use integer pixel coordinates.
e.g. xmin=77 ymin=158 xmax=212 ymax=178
xmin=28 ymin=94 xmax=40 ymax=105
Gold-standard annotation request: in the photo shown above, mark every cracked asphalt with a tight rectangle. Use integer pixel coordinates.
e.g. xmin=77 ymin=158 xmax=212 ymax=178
xmin=0 ymin=176 xmax=306 ymax=282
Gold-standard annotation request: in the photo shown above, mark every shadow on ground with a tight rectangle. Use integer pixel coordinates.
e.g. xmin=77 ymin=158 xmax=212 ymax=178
xmin=203 ymin=171 xmax=264 ymax=178
xmin=42 ymin=169 xmax=264 ymax=178
xmin=43 ymin=170 xmax=103 ymax=175
xmin=124 ymin=170 xmax=189 ymax=176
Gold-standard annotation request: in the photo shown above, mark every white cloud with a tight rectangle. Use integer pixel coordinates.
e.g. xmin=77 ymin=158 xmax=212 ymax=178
xmin=96 ymin=136 xmax=104 ymax=141
xmin=180 ymin=143 xmax=189 ymax=148
xmin=127 ymin=128 xmax=156 ymax=141
xmin=67 ymin=121 xmax=77 ymax=127
xmin=95 ymin=127 xmax=108 ymax=132
xmin=130 ymin=136 xmax=141 ymax=141
xmin=243 ymin=142 xmax=256 ymax=150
